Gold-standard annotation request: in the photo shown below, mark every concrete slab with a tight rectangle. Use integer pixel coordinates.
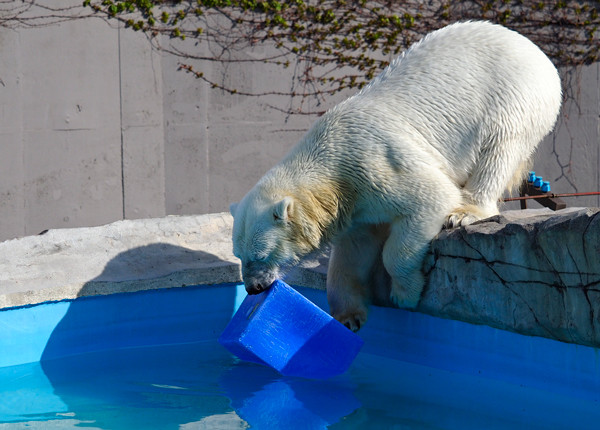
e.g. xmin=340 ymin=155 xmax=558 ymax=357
xmin=0 ymin=213 xmax=240 ymax=308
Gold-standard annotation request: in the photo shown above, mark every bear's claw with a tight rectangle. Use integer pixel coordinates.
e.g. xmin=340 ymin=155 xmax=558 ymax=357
xmin=333 ymin=310 xmax=367 ymax=332
xmin=444 ymin=212 xmax=480 ymax=229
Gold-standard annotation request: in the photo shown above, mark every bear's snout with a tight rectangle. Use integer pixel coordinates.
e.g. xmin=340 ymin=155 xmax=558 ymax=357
xmin=242 ymin=261 xmax=277 ymax=295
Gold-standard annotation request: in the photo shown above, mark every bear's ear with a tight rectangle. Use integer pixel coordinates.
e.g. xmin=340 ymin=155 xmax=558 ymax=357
xmin=273 ymin=197 xmax=294 ymax=222
xmin=229 ymin=202 xmax=239 ymax=217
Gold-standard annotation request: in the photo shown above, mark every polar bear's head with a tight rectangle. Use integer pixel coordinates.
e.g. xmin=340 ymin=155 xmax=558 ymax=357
xmin=230 ymin=188 xmax=317 ymax=295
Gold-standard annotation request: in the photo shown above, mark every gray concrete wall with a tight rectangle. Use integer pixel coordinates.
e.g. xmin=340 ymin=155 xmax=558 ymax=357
xmin=1 ymin=12 xmax=124 ymax=240
xmin=532 ymin=65 xmax=600 ymax=209
xmin=0 ymin=1 xmax=598 ymax=242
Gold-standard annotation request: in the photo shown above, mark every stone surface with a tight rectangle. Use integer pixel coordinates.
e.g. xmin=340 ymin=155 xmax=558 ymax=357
xmin=420 ymin=207 xmax=600 ymax=347
xmin=1 ymin=208 xmax=599 ymax=348
xmin=0 ymin=213 xmax=241 ymax=308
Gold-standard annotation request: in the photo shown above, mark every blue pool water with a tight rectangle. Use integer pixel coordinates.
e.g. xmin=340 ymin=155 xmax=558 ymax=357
xmin=1 ymin=284 xmax=599 ymax=429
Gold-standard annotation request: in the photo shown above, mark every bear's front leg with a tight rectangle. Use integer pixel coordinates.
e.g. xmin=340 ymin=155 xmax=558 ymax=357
xmin=383 ymin=214 xmax=445 ymax=308
xmin=327 ymin=224 xmax=387 ymax=331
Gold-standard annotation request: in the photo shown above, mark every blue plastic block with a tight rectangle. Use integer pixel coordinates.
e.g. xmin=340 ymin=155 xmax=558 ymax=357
xmin=541 ymin=181 xmax=551 ymax=193
xmin=218 ymin=280 xmax=364 ymax=379
xmin=528 ymin=171 xmax=536 ymax=183
xmin=533 ymin=176 xmax=544 ymax=188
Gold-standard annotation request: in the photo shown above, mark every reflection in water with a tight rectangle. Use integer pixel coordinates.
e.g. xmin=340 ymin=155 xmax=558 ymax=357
xmin=3 ymin=329 xmax=600 ymax=428
xmin=1 ymin=341 xmax=360 ymax=429
xmin=40 ymin=343 xmax=233 ymax=428
xmin=2 ymin=270 xmax=599 ymax=428
xmin=0 ymin=361 xmax=68 ymax=422
xmin=220 ymin=362 xmax=360 ymax=428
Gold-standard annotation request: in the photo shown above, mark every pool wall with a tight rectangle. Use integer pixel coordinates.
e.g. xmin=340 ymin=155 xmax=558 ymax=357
xmin=0 ymin=283 xmax=243 ymax=368
xmin=1 ymin=282 xmax=599 ymax=428
xmin=1 ymin=208 xmax=599 ymax=349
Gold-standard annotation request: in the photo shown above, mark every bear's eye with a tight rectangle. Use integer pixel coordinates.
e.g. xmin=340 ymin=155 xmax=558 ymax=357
xmin=254 ymin=252 xmax=268 ymax=262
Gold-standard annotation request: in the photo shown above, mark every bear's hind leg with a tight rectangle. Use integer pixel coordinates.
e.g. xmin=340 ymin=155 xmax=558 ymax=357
xmin=327 ymin=223 xmax=388 ymax=331
xmin=445 ymin=141 xmax=534 ymax=228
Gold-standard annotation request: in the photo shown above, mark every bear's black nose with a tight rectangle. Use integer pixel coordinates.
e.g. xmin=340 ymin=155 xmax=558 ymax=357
xmin=246 ymin=283 xmax=264 ymax=295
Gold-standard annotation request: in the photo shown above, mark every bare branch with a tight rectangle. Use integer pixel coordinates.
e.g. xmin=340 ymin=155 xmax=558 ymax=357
xmin=4 ymin=1 xmax=599 ymax=114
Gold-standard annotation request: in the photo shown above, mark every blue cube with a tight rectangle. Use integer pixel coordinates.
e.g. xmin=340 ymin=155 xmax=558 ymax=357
xmin=218 ymin=280 xmax=364 ymax=379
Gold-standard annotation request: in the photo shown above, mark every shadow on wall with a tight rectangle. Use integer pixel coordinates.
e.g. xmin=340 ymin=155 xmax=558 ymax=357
xmin=41 ymin=243 xmax=239 ymax=360
xmin=35 ymin=243 xmax=362 ymax=428
xmin=74 ymin=242 xmax=236 ymax=289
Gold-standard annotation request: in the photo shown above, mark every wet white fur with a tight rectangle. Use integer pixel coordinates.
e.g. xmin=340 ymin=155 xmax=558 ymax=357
xmin=231 ymin=21 xmax=562 ymax=330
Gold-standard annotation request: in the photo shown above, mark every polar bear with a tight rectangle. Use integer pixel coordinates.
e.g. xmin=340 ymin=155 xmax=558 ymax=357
xmin=230 ymin=21 xmax=561 ymax=331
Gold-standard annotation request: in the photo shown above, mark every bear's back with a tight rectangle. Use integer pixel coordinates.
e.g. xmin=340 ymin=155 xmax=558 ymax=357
xmin=362 ymin=21 xmax=558 ymax=106
xmin=327 ymin=21 xmax=561 ymax=182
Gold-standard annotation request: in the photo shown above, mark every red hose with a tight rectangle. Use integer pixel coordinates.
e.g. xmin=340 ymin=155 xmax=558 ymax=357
xmin=502 ymin=191 xmax=600 ymax=202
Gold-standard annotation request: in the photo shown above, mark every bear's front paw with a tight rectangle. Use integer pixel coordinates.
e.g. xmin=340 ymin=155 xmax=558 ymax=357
xmin=389 ymin=275 xmax=424 ymax=309
xmin=444 ymin=204 xmax=498 ymax=229
xmin=332 ymin=308 xmax=368 ymax=332
xmin=443 ymin=211 xmax=481 ymax=229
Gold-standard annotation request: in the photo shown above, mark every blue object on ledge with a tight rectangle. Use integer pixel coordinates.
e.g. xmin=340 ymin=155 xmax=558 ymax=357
xmin=218 ymin=280 xmax=364 ymax=379
xmin=541 ymin=181 xmax=551 ymax=192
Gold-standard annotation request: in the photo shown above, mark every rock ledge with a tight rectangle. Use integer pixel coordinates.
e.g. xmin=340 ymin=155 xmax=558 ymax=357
xmin=1 ymin=207 xmax=598 ymax=347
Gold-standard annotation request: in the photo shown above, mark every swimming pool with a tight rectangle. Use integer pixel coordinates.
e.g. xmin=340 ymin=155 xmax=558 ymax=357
xmin=1 ymin=283 xmax=599 ymax=429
